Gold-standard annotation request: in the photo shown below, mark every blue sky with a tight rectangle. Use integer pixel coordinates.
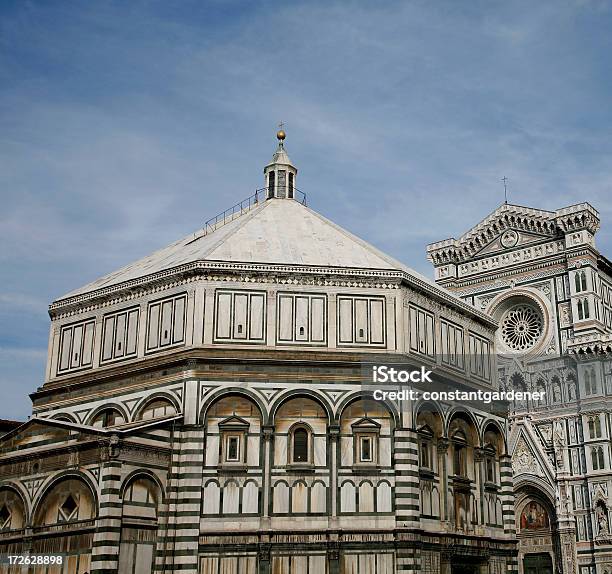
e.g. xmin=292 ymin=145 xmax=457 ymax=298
xmin=1 ymin=0 xmax=612 ymax=420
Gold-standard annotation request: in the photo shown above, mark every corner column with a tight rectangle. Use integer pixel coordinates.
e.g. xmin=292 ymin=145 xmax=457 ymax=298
xmin=159 ymin=425 xmax=203 ymax=574
xmin=91 ymin=438 xmax=122 ymax=574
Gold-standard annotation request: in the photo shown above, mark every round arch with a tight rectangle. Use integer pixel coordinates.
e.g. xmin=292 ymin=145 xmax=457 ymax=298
xmin=120 ymin=469 xmax=166 ymax=501
xmin=86 ymin=403 xmax=129 ymax=427
xmin=32 ymin=470 xmax=99 ymax=525
xmin=133 ymin=392 xmax=181 ymax=421
xmin=199 ymin=387 xmax=267 ymax=425
xmin=414 ymin=400 xmax=445 ymax=429
xmin=414 ymin=399 xmax=444 ymax=420
xmin=481 ymin=419 xmax=508 ymax=454
xmin=49 ymin=412 xmax=78 ymax=424
xmin=269 ymin=390 xmax=333 ymax=426
xmin=0 ymin=482 xmax=30 ymax=527
xmin=445 ymin=407 xmax=479 ymax=437
xmin=335 ymin=391 xmax=399 ymax=428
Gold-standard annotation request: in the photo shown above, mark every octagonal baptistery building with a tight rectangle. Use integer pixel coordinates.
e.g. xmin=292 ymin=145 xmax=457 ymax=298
xmin=0 ymin=134 xmax=517 ymax=574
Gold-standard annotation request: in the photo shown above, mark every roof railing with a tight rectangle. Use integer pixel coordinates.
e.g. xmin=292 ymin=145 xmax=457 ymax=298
xmin=201 ymin=187 xmax=306 ymax=236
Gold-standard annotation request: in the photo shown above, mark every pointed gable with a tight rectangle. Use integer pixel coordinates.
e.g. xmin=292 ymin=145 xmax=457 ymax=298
xmin=218 ymin=415 xmax=250 ymax=430
xmin=351 ymin=417 xmax=381 ymax=431
xmin=428 ymin=202 xmax=600 ymax=265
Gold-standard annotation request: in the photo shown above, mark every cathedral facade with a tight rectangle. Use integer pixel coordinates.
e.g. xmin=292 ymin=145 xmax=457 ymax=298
xmin=428 ymin=202 xmax=612 ymax=574
xmin=0 ymin=134 xmax=518 ymax=574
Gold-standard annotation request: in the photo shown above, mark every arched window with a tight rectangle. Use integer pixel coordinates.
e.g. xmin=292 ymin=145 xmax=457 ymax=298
xmin=91 ymin=408 xmax=125 ymax=428
xmin=575 ymin=271 xmax=588 ymax=293
xmin=277 ymin=397 xmax=327 ymax=467
xmin=452 ymin=431 xmax=467 ymax=477
xmin=139 ymin=398 xmax=177 ymax=421
xmin=35 ymin=478 xmax=95 ymax=527
xmin=292 ymin=427 xmax=309 ymax=463
xmin=592 ymin=446 xmax=605 ymax=470
xmin=588 ymin=416 xmax=602 ymax=439
xmin=585 ymin=368 xmax=598 ymax=395
xmin=0 ymin=489 xmax=25 ymax=532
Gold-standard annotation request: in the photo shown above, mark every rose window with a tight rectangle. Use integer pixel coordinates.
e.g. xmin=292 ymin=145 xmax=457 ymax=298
xmin=500 ymin=304 xmax=543 ymax=351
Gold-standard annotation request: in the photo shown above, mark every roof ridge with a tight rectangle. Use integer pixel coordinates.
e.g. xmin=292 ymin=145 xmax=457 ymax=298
xmin=185 ymin=199 xmax=270 ymax=259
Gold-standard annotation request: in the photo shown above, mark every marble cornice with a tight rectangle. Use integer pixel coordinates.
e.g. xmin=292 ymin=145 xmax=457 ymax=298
xmin=48 ymin=260 xmax=496 ymax=328
xmin=451 ymin=261 xmax=567 ymax=295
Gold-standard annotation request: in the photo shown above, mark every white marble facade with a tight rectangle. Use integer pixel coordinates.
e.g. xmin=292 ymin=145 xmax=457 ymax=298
xmin=429 ymin=201 xmax=612 ymax=574
xmin=0 ymin=134 xmax=517 ymax=574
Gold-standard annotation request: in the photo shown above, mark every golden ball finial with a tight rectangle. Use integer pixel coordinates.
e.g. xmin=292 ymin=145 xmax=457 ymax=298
xmin=277 ymin=129 xmax=286 ymax=141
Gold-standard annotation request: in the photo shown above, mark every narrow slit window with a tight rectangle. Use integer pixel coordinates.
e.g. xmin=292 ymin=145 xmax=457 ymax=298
xmin=268 ymin=171 xmax=275 ymax=198
xmin=226 ymin=436 xmax=240 ymax=462
xmin=360 ymin=436 xmax=373 ymax=462
xmin=293 ymin=428 xmax=309 ymax=463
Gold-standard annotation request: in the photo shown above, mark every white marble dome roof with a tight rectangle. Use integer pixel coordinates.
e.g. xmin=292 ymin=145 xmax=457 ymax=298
xmin=60 ymin=198 xmax=416 ymax=298
xmin=55 ymin=197 xmax=493 ymax=325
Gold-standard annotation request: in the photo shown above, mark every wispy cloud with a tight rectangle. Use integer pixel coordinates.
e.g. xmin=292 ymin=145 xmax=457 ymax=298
xmin=1 ymin=0 xmax=611 ymax=419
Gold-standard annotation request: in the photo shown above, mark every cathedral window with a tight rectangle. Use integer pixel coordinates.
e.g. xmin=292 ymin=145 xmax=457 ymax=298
xmin=288 ymin=172 xmax=294 ymax=198
xmin=592 ymin=446 xmax=605 ymax=470
xmin=588 ymin=416 xmax=603 ymax=439
xmin=585 ymin=368 xmax=598 ymax=395
xmin=577 ymin=299 xmax=590 ymax=320
xmin=500 ymin=303 xmax=543 ymax=352
xmin=575 ymin=271 xmax=588 ymax=293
